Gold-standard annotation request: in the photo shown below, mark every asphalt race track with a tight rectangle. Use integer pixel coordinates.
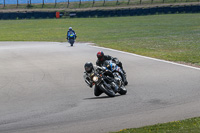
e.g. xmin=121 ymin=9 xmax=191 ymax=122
xmin=0 ymin=42 xmax=200 ymax=133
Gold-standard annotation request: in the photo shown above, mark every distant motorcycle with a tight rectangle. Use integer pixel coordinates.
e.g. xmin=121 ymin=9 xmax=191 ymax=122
xmin=67 ymin=31 xmax=76 ymax=46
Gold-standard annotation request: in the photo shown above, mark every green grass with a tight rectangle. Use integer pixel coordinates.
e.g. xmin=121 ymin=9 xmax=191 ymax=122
xmin=0 ymin=13 xmax=200 ymax=65
xmin=111 ymin=117 xmax=200 ymax=133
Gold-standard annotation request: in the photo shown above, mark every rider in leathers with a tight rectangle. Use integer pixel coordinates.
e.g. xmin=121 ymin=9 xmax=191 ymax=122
xmin=67 ymin=27 xmax=77 ymax=40
xmin=84 ymin=62 xmax=118 ymax=96
xmin=96 ymin=51 xmax=128 ymax=85
xmin=96 ymin=51 xmax=125 ymax=73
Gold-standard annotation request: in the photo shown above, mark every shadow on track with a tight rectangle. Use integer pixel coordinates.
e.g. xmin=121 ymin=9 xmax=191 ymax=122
xmin=84 ymin=94 xmax=121 ymax=100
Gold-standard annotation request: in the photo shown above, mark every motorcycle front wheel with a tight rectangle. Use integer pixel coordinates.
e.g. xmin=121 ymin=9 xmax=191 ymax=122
xmin=69 ymin=39 xmax=74 ymax=46
xmin=99 ymin=84 xmax=115 ymax=97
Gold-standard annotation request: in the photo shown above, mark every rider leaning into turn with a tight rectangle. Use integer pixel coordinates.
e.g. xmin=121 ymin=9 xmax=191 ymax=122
xmin=96 ymin=51 xmax=126 ymax=74
xmin=83 ymin=62 xmax=118 ymax=96
xmin=96 ymin=51 xmax=128 ymax=85
xmin=66 ymin=27 xmax=77 ymax=40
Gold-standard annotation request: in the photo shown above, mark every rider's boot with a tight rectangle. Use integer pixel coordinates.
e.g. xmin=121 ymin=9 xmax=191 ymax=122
xmin=121 ymin=74 xmax=128 ymax=86
xmin=124 ymin=80 xmax=128 ymax=86
xmin=122 ymin=69 xmax=126 ymax=75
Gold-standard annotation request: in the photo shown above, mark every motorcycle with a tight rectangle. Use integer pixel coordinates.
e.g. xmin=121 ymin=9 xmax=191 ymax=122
xmin=103 ymin=60 xmax=128 ymax=86
xmin=85 ymin=68 xmax=121 ymax=97
xmin=112 ymin=70 xmax=127 ymax=95
xmin=67 ymin=31 xmax=76 ymax=46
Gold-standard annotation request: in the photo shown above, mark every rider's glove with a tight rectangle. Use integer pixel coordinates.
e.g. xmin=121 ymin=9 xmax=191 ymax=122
xmin=102 ymin=67 xmax=106 ymax=71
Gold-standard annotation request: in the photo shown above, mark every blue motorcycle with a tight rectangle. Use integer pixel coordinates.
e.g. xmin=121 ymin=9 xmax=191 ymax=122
xmin=67 ymin=31 xmax=76 ymax=46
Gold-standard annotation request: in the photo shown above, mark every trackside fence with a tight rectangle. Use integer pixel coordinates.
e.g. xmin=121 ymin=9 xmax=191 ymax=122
xmin=0 ymin=4 xmax=200 ymax=19
xmin=0 ymin=0 xmax=199 ymax=9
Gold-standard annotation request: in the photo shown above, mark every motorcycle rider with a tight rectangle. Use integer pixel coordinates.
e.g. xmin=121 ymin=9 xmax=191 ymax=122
xmin=96 ymin=51 xmax=125 ymax=73
xmin=83 ymin=62 xmax=119 ymax=96
xmin=66 ymin=27 xmax=77 ymax=40
xmin=96 ymin=51 xmax=128 ymax=85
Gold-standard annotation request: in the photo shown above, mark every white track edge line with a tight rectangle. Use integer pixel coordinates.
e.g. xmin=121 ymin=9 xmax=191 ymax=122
xmin=90 ymin=45 xmax=200 ymax=71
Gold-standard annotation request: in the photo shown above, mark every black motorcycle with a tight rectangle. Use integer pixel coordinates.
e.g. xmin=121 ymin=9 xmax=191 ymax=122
xmin=112 ymin=70 xmax=127 ymax=95
xmin=86 ymin=65 xmax=128 ymax=97
xmin=86 ymin=68 xmax=120 ymax=97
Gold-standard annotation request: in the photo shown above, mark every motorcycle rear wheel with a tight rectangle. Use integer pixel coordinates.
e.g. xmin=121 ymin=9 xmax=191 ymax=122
xmin=118 ymin=86 xmax=127 ymax=95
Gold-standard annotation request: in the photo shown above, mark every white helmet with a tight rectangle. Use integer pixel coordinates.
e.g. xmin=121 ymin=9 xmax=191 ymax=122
xmin=69 ymin=27 xmax=72 ymax=30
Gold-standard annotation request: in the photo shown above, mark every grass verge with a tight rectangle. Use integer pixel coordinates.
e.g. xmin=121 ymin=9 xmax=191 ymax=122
xmin=111 ymin=117 xmax=200 ymax=133
xmin=0 ymin=13 xmax=199 ymax=66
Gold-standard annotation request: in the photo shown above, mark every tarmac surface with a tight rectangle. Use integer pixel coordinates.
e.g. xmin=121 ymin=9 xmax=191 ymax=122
xmin=0 ymin=42 xmax=200 ymax=133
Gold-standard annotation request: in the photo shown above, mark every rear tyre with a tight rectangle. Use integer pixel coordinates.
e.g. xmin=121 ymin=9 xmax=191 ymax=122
xmin=124 ymin=80 xmax=128 ymax=86
xmin=118 ymin=86 xmax=127 ymax=95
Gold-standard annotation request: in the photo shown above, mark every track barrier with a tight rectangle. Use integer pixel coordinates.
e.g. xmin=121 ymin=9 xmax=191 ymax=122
xmin=0 ymin=5 xmax=199 ymax=19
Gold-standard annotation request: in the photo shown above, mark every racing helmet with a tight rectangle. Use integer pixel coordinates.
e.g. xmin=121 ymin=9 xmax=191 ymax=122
xmin=104 ymin=60 xmax=111 ymax=70
xmin=84 ymin=62 xmax=94 ymax=73
xmin=69 ymin=27 xmax=72 ymax=30
xmin=97 ymin=51 xmax=104 ymax=61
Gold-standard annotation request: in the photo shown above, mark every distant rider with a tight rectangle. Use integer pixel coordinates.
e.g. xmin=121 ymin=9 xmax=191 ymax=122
xmin=83 ymin=62 xmax=118 ymax=96
xmin=66 ymin=27 xmax=77 ymax=40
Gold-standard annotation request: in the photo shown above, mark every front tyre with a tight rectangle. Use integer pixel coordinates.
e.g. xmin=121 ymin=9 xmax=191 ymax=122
xmin=100 ymin=84 xmax=115 ymax=97
xmin=94 ymin=85 xmax=103 ymax=96
xmin=69 ymin=39 xmax=74 ymax=46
